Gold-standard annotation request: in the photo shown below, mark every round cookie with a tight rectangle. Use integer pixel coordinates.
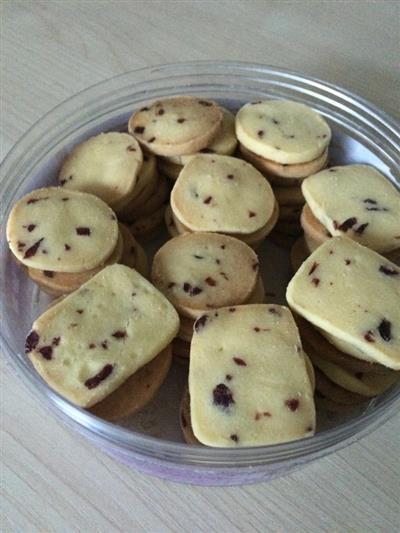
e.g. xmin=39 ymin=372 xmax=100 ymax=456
xmin=27 ymin=229 xmax=124 ymax=296
xmin=297 ymin=316 xmax=395 ymax=375
xmin=180 ymin=386 xmax=200 ymax=445
xmin=151 ymin=232 xmax=260 ymax=315
xmin=236 ymin=100 xmax=331 ymax=164
xmin=90 ymin=345 xmax=172 ymax=421
xmin=129 ymin=206 xmax=166 ymax=240
xmin=290 ymin=237 xmax=309 ymax=272
xmin=165 ymin=108 xmax=238 ymax=165
xmin=300 ymin=203 xmax=330 ymax=245
xmin=7 ymin=187 xmax=119 ymax=272
xmin=59 ymin=132 xmax=142 ymax=208
xmin=114 ymin=153 xmax=158 ymax=213
xmin=273 ymin=184 xmax=305 ymax=206
xmin=302 ymin=165 xmax=400 ymax=254
xmin=128 ymin=96 xmax=223 ymax=156
xmin=171 ymin=154 xmax=275 ymax=234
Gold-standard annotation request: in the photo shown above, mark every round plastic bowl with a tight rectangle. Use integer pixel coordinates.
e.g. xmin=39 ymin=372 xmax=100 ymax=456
xmin=1 ymin=61 xmax=399 ymax=486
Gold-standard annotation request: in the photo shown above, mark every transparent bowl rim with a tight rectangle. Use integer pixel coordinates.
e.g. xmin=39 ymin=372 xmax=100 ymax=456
xmin=1 ymin=60 xmax=399 ymax=468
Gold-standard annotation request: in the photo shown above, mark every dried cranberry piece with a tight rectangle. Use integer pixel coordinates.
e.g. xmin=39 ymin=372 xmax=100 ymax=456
xmin=227 ymin=174 xmax=234 ymax=180
xmin=193 ymin=254 xmax=204 ymax=259
xmin=194 ymin=314 xmax=208 ymax=333
xmin=311 ymin=278 xmax=320 ymax=287
xmin=85 ymin=364 xmax=113 ymax=389
xmin=147 ymin=137 xmax=156 ymax=143
xmin=64 ymin=244 xmax=71 ymax=251
xmin=134 ymin=126 xmax=145 ymax=134
xmin=76 ymin=309 xmax=84 ymax=314
xmin=248 ymin=211 xmax=256 ymax=218
xmin=23 ymin=238 xmax=44 ymax=259
xmin=25 ymin=331 xmax=40 ymax=353
xmin=364 ymin=198 xmax=377 ymax=205
xmin=378 ymin=319 xmax=391 ymax=342
xmin=233 ymin=357 xmax=247 ymax=366
xmin=285 ymin=398 xmax=300 ymax=412
xmin=167 ymin=282 xmax=176 ymax=289
xmin=76 ymin=227 xmax=91 ymax=236
xmin=364 ymin=331 xmax=375 ymax=343
xmin=308 ymin=262 xmax=319 ymax=275
xmin=198 ymin=100 xmax=212 ymax=106
xmin=17 ymin=241 xmax=26 ymax=251
xmin=257 ymin=130 xmax=264 ymax=138
xmin=225 ymin=374 xmax=232 ymax=381
xmin=345 ymin=259 xmax=351 ymax=265
xmin=213 ymin=383 xmax=235 ymax=409
xmin=183 ymin=282 xmax=202 ymax=296
xmin=229 ymin=307 xmax=236 ymax=312
xmin=52 ymin=337 xmax=60 ymax=346
xmin=379 ymin=265 xmax=399 ymax=276
xmin=112 ymin=330 xmax=127 ymax=339
xmin=219 ymin=272 xmax=229 ymax=281
xmin=24 ymin=224 xmax=36 ymax=232
xmin=338 ymin=217 xmax=357 ymax=232
xmin=230 ymin=434 xmax=239 ymax=443
xmin=39 ymin=346 xmax=53 ymax=360
xmin=101 ymin=340 xmax=109 ymax=349
xmin=43 ymin=270 xmax=54 ymax=278
xmin=203 ymin=196 xmax=212 ymax=204
xmin=177 ymin=117 xmax=185 ymax=123
xmin=268 ymin=307 xmax=280 ymax=316
xmin=88 ymin=343 xmax=96 ymax=349
xmin=205 ymin=277 xmax=217 ymax=286
xmin=355 ymin=222 xmax=369 ymax=235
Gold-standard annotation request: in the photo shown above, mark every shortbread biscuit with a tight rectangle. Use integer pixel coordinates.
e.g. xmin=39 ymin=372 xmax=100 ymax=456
xmin=302 ymin=165 xmax=400 ymax=254
xmin=189 ymin=304 xmax=315 ymax=446
xmin=59 ymin=133 xmax=142 ymax=207
xmin=236 ymin=100 xmax=331 ymax=164
xmin=90 ymin=345 xmax=172 ymax=420
xmin=7 ymin=187 xmax=119 ymax=272
xmin=171 ymin=154 xmax=275 ymax=234
xmin=152 ymin=232 xmax=259 ymax=315
xmin=287 ymin=237 xmax=400 ymax=370
xmin=128 ymin=96 xmax=223 ymax=156
xmin=25 ymin=265 xmax=179 ymax=407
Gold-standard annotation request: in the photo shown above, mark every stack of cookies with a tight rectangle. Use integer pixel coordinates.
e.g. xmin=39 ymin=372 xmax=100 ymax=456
xmin=151 ymin=232 xmax=265 ymax=363
xmin=6 ymin=187 xmax=147 ymax=297
xmin=25 ymin=265 xmax=179 ymax=420
xmin=58 ymin=131 xmax=168 ymax=241
xmin=236 ymin=100 xmax=331 ymax=245
xmin=291 ymin=164 xmax=400 ymax=271
xmin=167 ymin=154 xmax=278 ymax=248
xmin=287 ymin=237 xmax=400 ymax=412
xmin=181 ymin=304 xmax=316 ymax=446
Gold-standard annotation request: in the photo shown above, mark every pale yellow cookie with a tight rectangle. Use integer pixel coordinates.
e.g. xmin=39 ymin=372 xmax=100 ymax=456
xmin=236 ymin=100 xmax=331 ymax=164
xmin=7 ymin=187 xmax=119 ymax=272
xmin=59 ymin=132 xmax=142 ymax=207
xmin=302 ymin=165 xmax=400 ymax=254
xmin=189 ymin=304 xmax=315 ymax=446
xmin=25 ymin=265 xmax=179 ymax=407
xmin=171 ymin=154 xmax=275 ymax=234
xmin=286 ymin=237 xmax=400 ymax=370
xmin=128 ymin=96 xmax=223 ymax=156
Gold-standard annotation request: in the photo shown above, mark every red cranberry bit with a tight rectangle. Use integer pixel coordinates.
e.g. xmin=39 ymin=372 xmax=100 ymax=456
xmin=183 ymin=282 xmax=202 ymax=296
xmin=52 ymin=337 xmax=60 ymax=346
xmin=230 ymin=434 xmax=239 ymax=443
xmin=127 ymin=145 xmax=137 ymax=152
xmin=213 ymin=384 xmax=235 ymax=409
xmin=89 ymin=343 xmax=96 ymax=349
xmin=25 ymin=331 xmax=40 ymax=353
xmin=233 ymin=357 xmax=247 ymax=366
xmin=285 ymin=398 xmax=300 ymax=412
xmin=24 ymin=224 xmax=36 ymax=232
xmin=268 ymin=307 xmax=280 ymax=316
xmin=219 ymin=272 xmax=229 ymax=281
xmin=338 ymin=217 xmax=357 ymax=232
xmin=23 ymin=238 xmax=44 ymax=259
xmin=311 ymin=278 xmax=320 ymax=287
xmin=60 ymin=179 xmax=67 ymax=186
xmin=177 ymin=117 xmax=185 ymax=123
xmin=101 ymin=340 xmax=109 ymax=350
xmin=85 ymin=364 xmax=114 ymax=389
xmin=167 ymin=282 xmax=176 ymax=289
xmin=194 ymin=314 xmax=208 ymax=333
xmin=364 ymin=330 xmax=375 ymax=343
xmin=147 ymin=137 xmax=156 ymax=143
xmin=345 ymin=259 xmax=351 ymax=265
xmin=225 ymin=374 xmax=232 ymax=381
xmin=43 ymin=270 xmax=54 ymax=278
xmin=156 ymin=108 xmax=165 ymax=116
xmin=140 ymin=106 xmax=149 ymax=112
xmin=62 ymin=197 xmax=69 ymax=202
xmin=306 ymin=426 xmax=313 ymax=432
xmin=229 ymin=307 xmax=236 ymax=312
xmin=248 ymin=211 xmax=256 ymax=218
xmin=64 ymin=244 xmax=71 ymax=251
xmin=27 ymin=198 xmax=39 ymax=205
xmin=378 ymin=319 xmax=392 ymax=342
xmin=364 ymin=199 xmax=377 ymax=205
xmin=203 ymin=196 xmax=212 ymax=205
xmin=76 ymin=227 xmax=91 ymax=236
xmin=355 ymin=222 xmax=369 ymax=235
xmin=308 ymin=262 xmax=319 ymax=275
xmin=379 ymin=265 xmax=399 ymax=276
xmin=39 ymin=346 xmax=53 ymax=360
xmin=17 ymin=241 xmax=26 ymax=250
xmin=227 ymin=174 xmax=234 ymax=180
xmin=193 ymin=254 xmax=204 ymax=259
xmin=134 ymin=126 xmax=145 ymax=134
xmin=255 ymin=412 xmax=271 ymax=421
xmin=257 ymin=130 xmax=264 ymax=138
xmin=205 ymin=277 xmax=217 ymax=286
xmin=198 ymin=100 xmax=212 ymax=107
xmin=112 ymin=330 xmax=127 ymax=339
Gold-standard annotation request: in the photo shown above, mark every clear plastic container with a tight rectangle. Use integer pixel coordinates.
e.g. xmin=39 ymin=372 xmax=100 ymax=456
xmin=1 ymin=61 xmax=399 ymax=486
